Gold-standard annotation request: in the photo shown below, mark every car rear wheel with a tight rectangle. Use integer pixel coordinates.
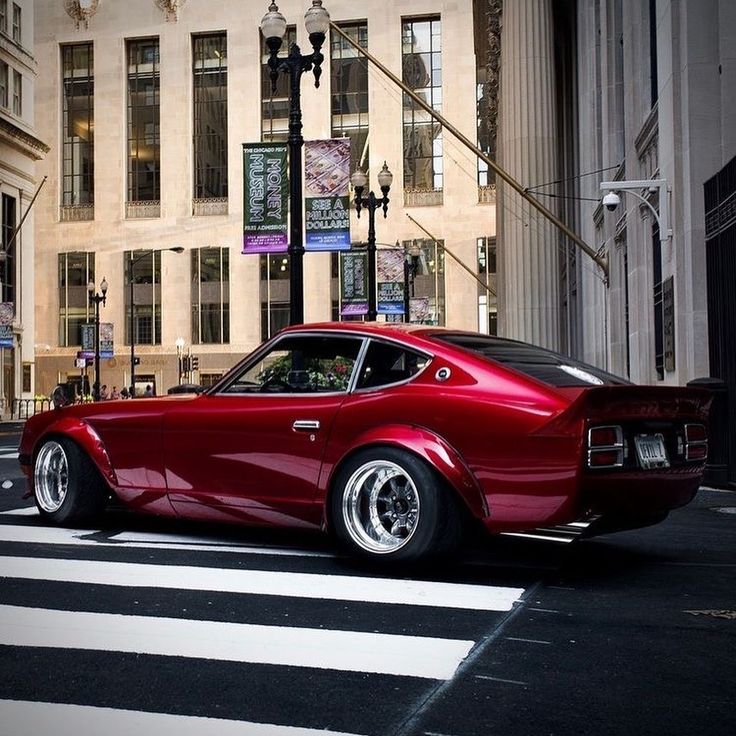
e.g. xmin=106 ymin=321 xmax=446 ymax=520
xmin=331 ymin=447 xmax=461 ymax=562
xmin=34 ymin=438 xmax=108 ymax=523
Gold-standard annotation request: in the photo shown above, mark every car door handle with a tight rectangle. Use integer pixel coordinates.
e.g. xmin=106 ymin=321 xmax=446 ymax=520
xmin=292 ymin=420 xmax=320 ymax=432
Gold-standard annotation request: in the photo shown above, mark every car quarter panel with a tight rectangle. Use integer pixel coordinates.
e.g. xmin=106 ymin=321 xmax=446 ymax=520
xmin=321 ymin=362 xmax=581 ymax=532
xmin=19 ymin=401 xmax=174 ymax=516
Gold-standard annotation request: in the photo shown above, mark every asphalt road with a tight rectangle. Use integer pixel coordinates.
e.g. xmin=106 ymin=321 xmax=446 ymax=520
xmin=0 ymin=426 xmax=734 ymax=736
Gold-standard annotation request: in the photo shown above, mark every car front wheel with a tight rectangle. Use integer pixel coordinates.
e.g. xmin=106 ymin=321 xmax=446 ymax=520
xmin=331 ymin=447 xmax=461 ymax=562
xmin=34 ymin=437 xmax=108 ymax=524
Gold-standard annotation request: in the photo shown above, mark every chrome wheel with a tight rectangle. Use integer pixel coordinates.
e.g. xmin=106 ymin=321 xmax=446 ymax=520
xmin=342 ymin=460 xmax=420 ymax=554
xmin=34 ymin=441 xmax=69 ymax=513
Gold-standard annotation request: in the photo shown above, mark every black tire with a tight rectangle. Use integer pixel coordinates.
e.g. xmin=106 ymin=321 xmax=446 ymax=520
xmin=330 ymin=446 xmax=463 ymax=563
xmin=33 ymin=437 xmax=108 ymax=524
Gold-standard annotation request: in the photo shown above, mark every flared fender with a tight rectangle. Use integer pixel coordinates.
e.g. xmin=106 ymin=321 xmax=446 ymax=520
xmin=33 ymin=417 xmax=117 ymax=488
xmin=323 ymin=424 xmax=488 ymax=519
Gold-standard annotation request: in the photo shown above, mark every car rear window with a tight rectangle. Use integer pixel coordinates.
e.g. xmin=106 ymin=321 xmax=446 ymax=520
xmin=432 ymin=333 xmax=630 ymax=387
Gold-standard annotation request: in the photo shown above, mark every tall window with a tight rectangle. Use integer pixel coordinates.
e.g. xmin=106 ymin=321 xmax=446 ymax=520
xmin=0 ymin=61 xmax=7 ymax=108
xmin=127 ymin=39 xmax=160 ymax=203
xmin=193 ymin=33 xmax=228 ymax=199
xmin=125 ymin=250 xmax=162 ymax=345
xmin=191 ymin=247 xmax=229 ymax=344
xmin=11 ymin=69 xmax=20 ymax=115
xmin=402 ymin=238 xmax=445 ymax=325
xmin=261 ymin=26 xmax=296 ymax=141
xmin=58 ymin=252 xmax=94 ymax=347
xmin=402 ymin=17 xmax=443 ymax=191
xmin=652 ymin=224 xmax=664 ymax=380
xmin=477 ymin=236 xmax=497 ymax=334
xmin=648 ymin=0 xmax=658 ymax=107
xmin=260 ymin=254 xmax=290 ymax=340
xmin=11 ymin=2 xmax=19 ymax=43
xmin=0 ymin=1 xmax=6 ymax=35
xmin=62 ymin=44 xmax=94 ymax=206
xmin=331 ymin=22 xmax=368 ymax=177
xmin=1 ymin=194 xmax=15 ymax=306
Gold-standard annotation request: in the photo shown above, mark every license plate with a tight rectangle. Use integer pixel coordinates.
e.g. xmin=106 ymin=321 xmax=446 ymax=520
xmin=634 ymin=433 xmax=670 ymax=469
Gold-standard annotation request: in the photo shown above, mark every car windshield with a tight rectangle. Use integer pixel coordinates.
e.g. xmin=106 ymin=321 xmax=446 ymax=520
xmin=432 ymin=333 xmax=630 ymax=387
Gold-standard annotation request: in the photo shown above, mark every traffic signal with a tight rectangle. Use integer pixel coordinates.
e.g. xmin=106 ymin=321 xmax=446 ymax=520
xmin=191 ymin=356 xmax=199 ymax=370
xmin=133 ymin=357 xmax=141 ymax=365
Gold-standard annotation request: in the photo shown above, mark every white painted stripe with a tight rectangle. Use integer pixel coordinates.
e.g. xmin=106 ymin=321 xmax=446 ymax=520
xmin=0 ymin=451 xmax=19 ymax=459
xmin=0 ymin=555 xmax=523 ymax=611
xmin=0 ymin=699 xmax=365 ymax=736
xmin=0 ymin=522 xmax=333 ymax=558
xmin=0 ymin=604 xmax=474 ymax=680
xmin=1 ymin=507 xmax=37 ymax=516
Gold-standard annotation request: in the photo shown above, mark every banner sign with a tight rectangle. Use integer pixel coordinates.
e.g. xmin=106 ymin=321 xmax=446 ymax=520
xmin=80 ymin=322 xmax=114 ymax=359
xmin=100 ymin=322 xmax=114 ymax=359
xmin=377 ymin=250 xmax=406 ymax=314
xmin=410 ymin=297 xmax=430 ymax=323
xmin=80 ymin=323 xmax=95 ymax=358
xmin=305 ymin=139 xmax=351 ymax=251
xmin=0 ymin=302 xmax=13 ymax=347
xmin=340 ymin=251 xmax=368 ymax=316
xmin=243 ymin=142 xmax=288 ymax=253
xmin=0 ymin=325 xmax=12 ymax=348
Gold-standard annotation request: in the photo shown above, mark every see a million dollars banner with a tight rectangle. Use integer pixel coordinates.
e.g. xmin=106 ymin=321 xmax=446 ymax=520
xmin=304 ymin=139 xmax=351 ymax=252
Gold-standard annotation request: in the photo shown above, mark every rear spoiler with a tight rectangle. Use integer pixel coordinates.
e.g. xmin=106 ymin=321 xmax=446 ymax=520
xmin=536 ymin=385 xmax=712 ymax=435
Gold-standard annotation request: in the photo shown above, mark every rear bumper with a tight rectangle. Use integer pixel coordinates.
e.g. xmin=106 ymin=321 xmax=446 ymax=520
xmin=581 ymin=465 xmax=703 ymax=517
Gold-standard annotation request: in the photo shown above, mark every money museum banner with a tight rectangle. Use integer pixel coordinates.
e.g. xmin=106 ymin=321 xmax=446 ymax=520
xmin=243 ymin=143 xmax=289 ymax=254
xmin=304 ymin=139 xmax=351 ymax=252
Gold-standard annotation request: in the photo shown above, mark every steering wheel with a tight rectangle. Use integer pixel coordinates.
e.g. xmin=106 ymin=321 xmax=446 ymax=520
xmin=258 ymin=376 xmax=289 ymax=393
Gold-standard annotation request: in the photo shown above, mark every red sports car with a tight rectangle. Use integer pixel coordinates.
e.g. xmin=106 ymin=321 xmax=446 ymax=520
xmin=19 ymin=323 xmax=710 ymax=562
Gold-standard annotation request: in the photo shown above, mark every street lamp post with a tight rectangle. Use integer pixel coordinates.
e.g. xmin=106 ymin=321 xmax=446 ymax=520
xmin=350 ymin=162 xmax=393 ymax=321
xmin=87 ymin=277 xmax=108 ymax=402
xmin=129 ymin=247 xmax=184 ymax=397
xmin=260 ymin=1 xmax=330 ymax=326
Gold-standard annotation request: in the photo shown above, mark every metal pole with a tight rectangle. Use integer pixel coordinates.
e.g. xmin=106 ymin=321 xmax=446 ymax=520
xmin=287 ymin=64 xmax=305 ymax=326
xmin=329 ymin=23 xmax=608 ymax=281
xmin=366 ymin=193 xmax=377 ymax=321
xmin=129 ymin=256 xmax=136 ymax=397
xmin=93 ymin=298 xmax=100 ymax=401
xmin=2 ymin=176 xmax=47 ymax=253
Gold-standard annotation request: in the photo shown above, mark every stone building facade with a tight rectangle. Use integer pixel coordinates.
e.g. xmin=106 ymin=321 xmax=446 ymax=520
xmin=32 ymin=0 xmax=498 ymax=397
xmin=0 ymin=0 xmax=47 ymax=416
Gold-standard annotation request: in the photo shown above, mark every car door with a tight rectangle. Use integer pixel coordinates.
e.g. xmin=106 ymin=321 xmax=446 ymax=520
xmin=162 ymin=333 xmax=363 ymax=527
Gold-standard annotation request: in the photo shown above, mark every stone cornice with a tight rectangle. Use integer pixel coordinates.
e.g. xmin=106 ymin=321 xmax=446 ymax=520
xmin=0 ymin=115 xmax=50 ymax=161
xmin=0 ymin=32 xmax=37 ymax=75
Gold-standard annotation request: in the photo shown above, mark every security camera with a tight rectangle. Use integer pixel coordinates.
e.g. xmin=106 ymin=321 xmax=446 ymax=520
xmin=602 ymin=191 xmax=621 ymax=212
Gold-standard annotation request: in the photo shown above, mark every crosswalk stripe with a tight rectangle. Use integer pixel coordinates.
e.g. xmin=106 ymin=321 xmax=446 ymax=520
xmin=0 ymin=604 xmax=474 ymax=679
xmin=0 ymin=507 xmax=37 ymax=516
xmin=0 ymin=521 xmax=334 ymax=557
xmin=0 ymin=555 xmax=523 ymax=611
xmin=0 ymin=700 xmax=365 ymax=736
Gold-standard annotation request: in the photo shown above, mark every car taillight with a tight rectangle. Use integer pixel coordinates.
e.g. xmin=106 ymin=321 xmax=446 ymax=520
xmin=587 ymin=425 xmax=624 ymax=468
xmin=684 ymin=423 xmax=708 ymax=461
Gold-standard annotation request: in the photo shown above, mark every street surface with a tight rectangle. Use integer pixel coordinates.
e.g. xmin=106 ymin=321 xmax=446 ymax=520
xmin=0 ymin=425 xmax=734 ymax=735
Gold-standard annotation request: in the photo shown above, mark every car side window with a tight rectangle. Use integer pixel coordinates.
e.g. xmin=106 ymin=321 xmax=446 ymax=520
xmin=221 ymin=335 xmax=361 ymax=394
xmin=356 ymin=341 xmax=429 ymax=390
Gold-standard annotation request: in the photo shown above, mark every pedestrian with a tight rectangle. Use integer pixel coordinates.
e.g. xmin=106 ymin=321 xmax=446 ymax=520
xmin=100 ymin=384 xmax=109 ymax=400
xmin=111 ymin=386 xmax=120 ymax=399
xmin=144 ymin=384 xmax=154 ymax=397
xmin=120 ymin=386 xmax=129 ymax=399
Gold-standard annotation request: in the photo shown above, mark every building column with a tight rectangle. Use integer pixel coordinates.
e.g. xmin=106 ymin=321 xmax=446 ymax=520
xmin=498 ymin=0 xmax=560 ymax=350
